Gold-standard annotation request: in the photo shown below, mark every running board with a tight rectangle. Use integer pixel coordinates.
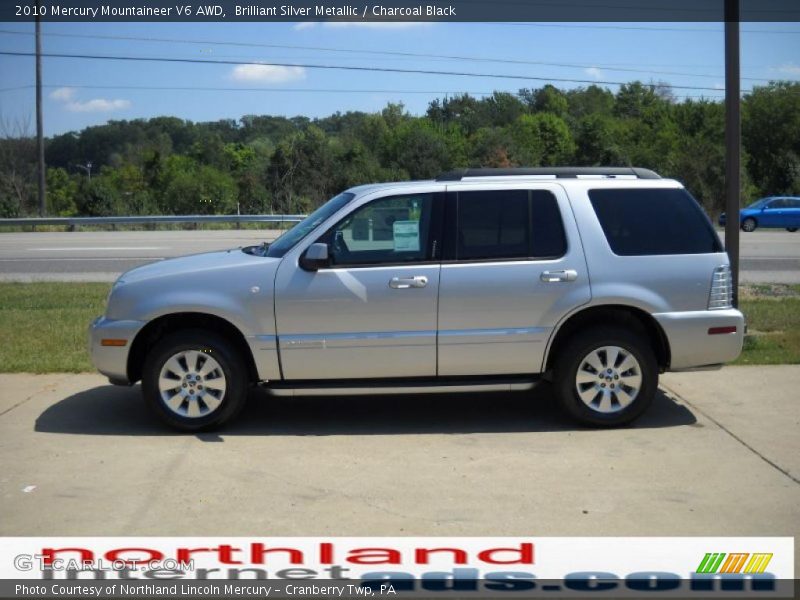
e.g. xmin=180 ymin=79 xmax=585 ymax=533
xmin=263 ymin=376 xmax=540 ymax=397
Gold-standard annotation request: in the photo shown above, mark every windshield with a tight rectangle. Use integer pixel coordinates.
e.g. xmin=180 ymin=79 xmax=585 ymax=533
xmin=265 ymin=192 xmax=355 ymax=258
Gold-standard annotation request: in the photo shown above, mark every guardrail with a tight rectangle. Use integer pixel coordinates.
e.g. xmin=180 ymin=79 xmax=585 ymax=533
xmin=0 ymin=214 xmax=307 ymax=229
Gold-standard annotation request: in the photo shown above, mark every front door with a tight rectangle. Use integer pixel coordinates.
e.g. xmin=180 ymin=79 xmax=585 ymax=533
xmin=274 ymin=192 xmax=443 ymax=380
xmin=437 ymin=184 xmax=591 ymax=376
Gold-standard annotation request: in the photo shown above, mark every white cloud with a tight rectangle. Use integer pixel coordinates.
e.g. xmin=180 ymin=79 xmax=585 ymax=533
xmin=776 ymin=64 xmax=800 ymax=75
xmin=65 ymin=98 xmax=131 ymax=113
xmin=293 ymin=21 xmax=317 ymax=30
xmin=584 ymin=67 xmax=603 ymax=80
xmin=714 ymin=82 xmax=725 ymax=90
xmin=49 ymin=87 xmax=76 ymax=101
xmin=50 ymin=87 xmax=131 ymax=112
xmin=230 ymin=63 xmax=306 ymax=83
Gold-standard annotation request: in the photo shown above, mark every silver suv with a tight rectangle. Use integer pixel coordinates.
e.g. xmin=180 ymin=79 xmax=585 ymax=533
xmin=89 ymin=167 xmax=744 ymax=431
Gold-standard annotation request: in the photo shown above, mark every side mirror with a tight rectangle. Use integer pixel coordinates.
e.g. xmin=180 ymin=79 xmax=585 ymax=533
xmin=299 ymin=243 xmax=330 ymax=271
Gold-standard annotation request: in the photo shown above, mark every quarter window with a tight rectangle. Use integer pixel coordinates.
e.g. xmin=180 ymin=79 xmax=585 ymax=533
xmin=589 ymin=188 xmax=722 ymax=256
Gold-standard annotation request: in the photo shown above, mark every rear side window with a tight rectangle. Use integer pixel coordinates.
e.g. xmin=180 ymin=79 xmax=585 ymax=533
xmin=454 ymin=190 xmax=567 ymax=261
xmin=589 ymin=188 xmax=722 ymax=256
xmin=457 ymin=190 xmax=529 ymax=260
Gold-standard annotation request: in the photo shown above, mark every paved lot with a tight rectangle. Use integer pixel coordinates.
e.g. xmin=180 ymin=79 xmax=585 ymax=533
xmin=0 ymin=229 xmax=799 ymax=282
xmin=1 ymin=367 xmax=797 ymax=572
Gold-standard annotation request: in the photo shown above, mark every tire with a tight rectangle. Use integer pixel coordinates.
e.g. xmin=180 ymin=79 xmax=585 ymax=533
xmin=142 ymin=329 xmax=248 ymax=431
xmin=787 ymin=227 xmax=798 ymax=232
xmin=741 ymin=218 xmax=757 ymax=232
xmin=553 ymin=326 xmax=658 ymax=427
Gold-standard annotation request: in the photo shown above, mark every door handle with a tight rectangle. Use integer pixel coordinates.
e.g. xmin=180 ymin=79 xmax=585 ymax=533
xmin=389 ymin=275 xmax=428 ymax=289
xmin=540 ymin=269 xmax=578 ymax=283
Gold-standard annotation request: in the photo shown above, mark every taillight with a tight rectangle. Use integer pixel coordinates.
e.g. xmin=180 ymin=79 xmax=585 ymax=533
xmin=708 ymin=265 xmax=733 ymax=310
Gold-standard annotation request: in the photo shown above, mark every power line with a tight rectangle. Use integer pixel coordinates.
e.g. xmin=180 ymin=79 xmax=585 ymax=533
xmin=2 ymin=83 xmax=500 ymax=96
xmin=497 ymin=22 xmax=800 ymax=34
xmin=0 ymin=50 xmax=759 ymax=92
xmin=0 ymin=82 xmax=731 ymax=100
xmin=0 ymin=28 xmax=788 ymax=83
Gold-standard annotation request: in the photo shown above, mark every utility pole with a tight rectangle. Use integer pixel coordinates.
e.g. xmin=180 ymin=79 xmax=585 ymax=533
xmin=35 ymin=0 xmax=46 ymax=216
xmin=724 ymin=0 xmax=741 ymax=307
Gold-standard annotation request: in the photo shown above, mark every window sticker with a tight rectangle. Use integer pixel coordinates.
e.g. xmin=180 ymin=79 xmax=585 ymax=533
xmin=393 ymin=220 xmax=420 ymax=252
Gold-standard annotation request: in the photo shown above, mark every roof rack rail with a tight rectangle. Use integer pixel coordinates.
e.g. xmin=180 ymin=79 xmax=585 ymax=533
xmin=435 ymin=167 xmax=661 ymax=181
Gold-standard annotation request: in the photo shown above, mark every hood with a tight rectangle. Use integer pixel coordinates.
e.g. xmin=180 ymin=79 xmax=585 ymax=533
xmin=118 ymin=248 xmax=276 ymax=284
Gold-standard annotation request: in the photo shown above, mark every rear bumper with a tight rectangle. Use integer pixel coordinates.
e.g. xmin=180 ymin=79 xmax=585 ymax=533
xmin=653 ymin=308 xmax=745 ymax=370
xmin=88 ymin=316 xmax=145 ymax=385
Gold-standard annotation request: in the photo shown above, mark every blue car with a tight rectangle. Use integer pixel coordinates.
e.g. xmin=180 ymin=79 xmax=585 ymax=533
xmin=719 ymin=196 xmax=800 ymax=232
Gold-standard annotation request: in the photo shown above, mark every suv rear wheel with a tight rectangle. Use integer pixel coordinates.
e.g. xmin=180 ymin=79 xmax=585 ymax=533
xmin=142 ymin=329 xmax=248 ymax=431
xmin=553 ymin=327 xmax=657 ymax=427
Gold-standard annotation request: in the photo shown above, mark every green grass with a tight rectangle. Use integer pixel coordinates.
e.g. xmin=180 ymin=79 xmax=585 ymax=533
xmin=0 ymin=282 xmax=798 ymax=373
xmin=735 ymin=285 xmax=800 ymax=364
xmin=0 ymin=282 xmax=109 ymax=372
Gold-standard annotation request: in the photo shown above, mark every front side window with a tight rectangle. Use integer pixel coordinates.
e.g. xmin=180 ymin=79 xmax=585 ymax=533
xmin=745 ymin=198 xmax=769 ymax=209
xmin=454 ymin=189 xmax=567 ymax=261
xmin=324 ymin=193 xmax=435 ymax=266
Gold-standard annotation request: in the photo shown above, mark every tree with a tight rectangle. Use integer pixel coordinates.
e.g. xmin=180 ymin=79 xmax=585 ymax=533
xmin=743 ymin=82 xmax=800 ymax=195
xmin=46 ymin=167 xmax=79 ymax=216
xmin=520 ymin=85 xmax=569 ymax=117
xmin=159 ymin=156 xmax=237 ymax=215
xmin=267 ymin=126 xmax=337 ymax=213
xmin=76 ymin=177 xmax=120 ymax=217
xmin=574 ymin=115 xmax=621 ymax=166
xmin=0 ymin=115 xmax=37 ymax=216
xmin=508 ymin=113 xmax=575 ymax=166
xmin=615 ymin=82 xmax=662 ymax=119
xmin=383 ymin=119 xmax=456 ymax=179
xmin=566 ymin=85 xmax=616 ymax=119
xmin=470 ymin=127 xmax=514 ymax=167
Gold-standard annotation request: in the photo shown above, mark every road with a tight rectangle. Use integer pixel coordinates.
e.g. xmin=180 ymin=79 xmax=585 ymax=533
xmin=0 ymin=230 xmax=279 ymax=282
xmin=0 ymin=366 xmax=797 ymax=575
xmin=0 ymin=229 xmax=799 ymax=283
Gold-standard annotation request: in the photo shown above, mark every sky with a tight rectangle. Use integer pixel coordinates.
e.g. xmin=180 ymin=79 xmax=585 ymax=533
xmin=1 ymin=20 xmax=799 ymax=136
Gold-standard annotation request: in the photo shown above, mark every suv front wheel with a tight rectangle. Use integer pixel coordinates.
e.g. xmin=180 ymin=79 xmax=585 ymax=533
xmin=553 ymin=327 xmax=658 ymax=427
xmin=142 ymin=329 xmax=248 ymax=431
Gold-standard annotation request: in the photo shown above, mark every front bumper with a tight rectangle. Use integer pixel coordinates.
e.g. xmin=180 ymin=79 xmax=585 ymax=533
xmin=653 ymin=308 xmax=745 ymax=370
xmin=88 ymin=316 xmax=146 ymax=385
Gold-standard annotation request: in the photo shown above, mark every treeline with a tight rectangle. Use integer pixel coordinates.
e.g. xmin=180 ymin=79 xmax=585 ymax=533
xmin=1 ymin=81 xmax=798 ymax=219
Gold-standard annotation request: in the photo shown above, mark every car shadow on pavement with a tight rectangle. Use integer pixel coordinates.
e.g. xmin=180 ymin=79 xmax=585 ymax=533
xmin=34 ymin=382 xmax=696 ymax=436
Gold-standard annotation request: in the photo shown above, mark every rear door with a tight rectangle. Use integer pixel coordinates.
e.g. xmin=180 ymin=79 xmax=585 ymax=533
xmin=761 ymin=199 xmax=787 ymax=227
xmin=788 ymin=198 xmax=800 ymax=228
xmin=437 ymin=183 xmax=591 ymax=376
